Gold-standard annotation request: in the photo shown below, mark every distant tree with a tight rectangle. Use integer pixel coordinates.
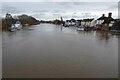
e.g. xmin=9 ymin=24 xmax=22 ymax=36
xmin=2 ymin=13 xmax=40 ymax=30
xmin=18 ymin=14 xmax=40 ymax=26
xmin=53 ymin=19 xmax=61 ymax=25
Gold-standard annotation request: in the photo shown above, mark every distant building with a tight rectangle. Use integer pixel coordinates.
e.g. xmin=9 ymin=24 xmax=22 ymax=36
xmin=65 ymin=18 xmax=77 ymax=26
xmin=77 ymin=20 xmax=82 ymax=26
xmin=96 ymin=12 xmax=115 ymax=30
xmin=5 ymin=13 xmax=13 ymax=19
xmin=90 ymin=19 xmax=97 ymax=27
xmin=110 ymin=19 xmax=120 ymax=31
xmin=13 ymin=15 xmax=19 ymax=20
xmin=97 ymin=14 xmax=106 ymax=25
xmin=81 ymin=18 xmax=94 ymax=27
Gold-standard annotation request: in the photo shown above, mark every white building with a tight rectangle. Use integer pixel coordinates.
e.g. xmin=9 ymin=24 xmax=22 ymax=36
xmin=81 ymin=18 xmax=95 ymax=27
xmin=5 ymin=13 xmax=13 ymax=19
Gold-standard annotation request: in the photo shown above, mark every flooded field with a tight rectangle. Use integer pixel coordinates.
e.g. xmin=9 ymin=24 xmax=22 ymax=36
xmin=2 ymin=23 xmax=118 ymax=78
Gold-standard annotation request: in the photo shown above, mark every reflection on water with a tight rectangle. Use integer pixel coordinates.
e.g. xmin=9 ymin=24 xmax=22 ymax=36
xmin=77 ymin=30 xmax=119 ymax=45
xmin=77 ymin=30 xmax=118 ymax=41
xmin=96 ymin=31 xmax=118 ymax=41
xmin=3 ymin=24 xmax=118 ymax=78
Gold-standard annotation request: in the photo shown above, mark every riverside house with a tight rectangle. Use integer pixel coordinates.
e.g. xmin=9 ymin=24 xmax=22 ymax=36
xmin=5 ymin=13 xmax=13 ymax=20
xmin=80 ymin=18 xmax=96 ymax=30
xmin=76 ymin=18 xmax=96 ymax=31
xmin=110 ymin=19 xmax=120 ymax=31
xmin=81 ymin=18 xmax=95 ymax=27
xmin=64 ymin=18 xmax=77 ymax=27
xmin=96 ymin=13 xmax=115 ymax=31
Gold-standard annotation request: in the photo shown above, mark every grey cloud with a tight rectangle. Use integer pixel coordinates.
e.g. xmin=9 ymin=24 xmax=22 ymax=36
xmin=72 ymin=2 xmax=86 ymax=5
xmin=40 ymin=10 xmax=49 ymax=12
xmin=55 ymin=2 xmax=71 ymax=5
xmin=33 ymin=10 xmax=49 ymax=13
xmin=72 ymin=15 xmax=80 ymax=18
xmin=81 ymin=13 xmax=91 ymax=15
xmin=32 ymin=13 xmax=46 ymax=18
xmin=52 ymin=10 xmax=65 ymax=14
xmin=52 ymin=13 xmax=61 ymax=16
xmin=109 ymin=5 xmax=118 ymax=10
xmin=52 ymin=10 xmax=62 ymax=13
xmin=81 ymin=13 xmax=97 ymax=18
xmin=61 ymin=16 xmax=70 ymax=19
xmin=56 ymin=2 xmax=86 ymax=7
xmin=32 ymin=13 xmax=47 ymax=20
xmin=2 ymin=6 xmax=23 ymax=14
xmin=55 ymin=2 xmax=73 ymax=8
xmin=1 ymin=2 xmax=117 ymax=20
xmin=73 ymin=12 xmax=76 ymax=14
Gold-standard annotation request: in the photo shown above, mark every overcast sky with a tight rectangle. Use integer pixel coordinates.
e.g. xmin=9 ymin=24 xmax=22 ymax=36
xmin=1 ymin=0 xmax=120 ymax=2
xmin=2 ymin=2 xmax=119 ymax=20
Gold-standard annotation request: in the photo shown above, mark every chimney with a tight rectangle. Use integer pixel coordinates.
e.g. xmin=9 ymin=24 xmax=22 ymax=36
xmin=108 ymin=12 xmax=112 ymax=17
xmin=102 ymin=14 xmax=105 ymax=17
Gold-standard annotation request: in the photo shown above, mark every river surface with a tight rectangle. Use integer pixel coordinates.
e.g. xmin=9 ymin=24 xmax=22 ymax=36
xmin=2 ymin=23 xmax=118 ymax=78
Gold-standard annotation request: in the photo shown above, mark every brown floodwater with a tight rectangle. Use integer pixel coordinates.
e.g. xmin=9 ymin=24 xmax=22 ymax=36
xmin=2 ymin=23 xmax=118 ymax=78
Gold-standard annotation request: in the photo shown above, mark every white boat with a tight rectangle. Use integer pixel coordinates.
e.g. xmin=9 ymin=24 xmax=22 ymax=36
xmin=76 ymin=26 xmax=85 ymax=31
xmin=9 ymin=21 xmax=22 ymax=32
xmin=9 ymin=24 xmax=16 ymax=32
xmin=15 ymin=21 xmax=22 ymax=30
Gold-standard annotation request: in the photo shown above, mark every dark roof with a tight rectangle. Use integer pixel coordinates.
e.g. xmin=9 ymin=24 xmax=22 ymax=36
xmin=97 ymin=14 xmax=115 ymax=24
xmin=97 ymin=16 xmax=107 ymax=20
xmin=71 ymin=18 xmax=76 ymax=22
xmin=82 ymin=18 xmax=94 ymax=22
xmin=66 ymin=18 xmax=76 ymax=22
xmin=114 ymin=19 xmax=119 ymax=21
xmin=103 ymin=17 xmax=115 ymax=24
xmin=77 ymin=20 xmax=82 ymax=22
